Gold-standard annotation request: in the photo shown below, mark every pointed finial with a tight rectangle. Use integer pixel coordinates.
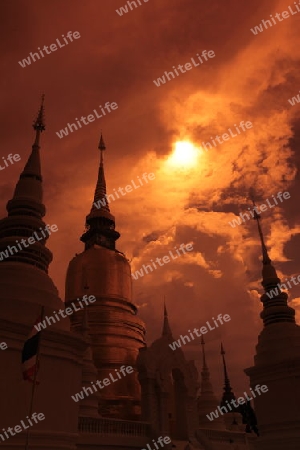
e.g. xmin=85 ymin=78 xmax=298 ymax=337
xmin=221 ymin=343 xmax=231 ymax=390
xmin=164 ymin=296 xmax=167 ymax=317
xmin=33 ymin=94 xmax=45 ymax=132
xmin=32 ymin=95 xmax=45 ymax=148
xmin=250 ymin=192 xmax=271 ymax=265
xmin=162 ymin=297 xmax=173 ymax=337
xmin=220 ymin=342 xmax=236 ymax=407
xmin=201 ymin=335 xmax=207 ymax=369
xmin=98 ymin=132 xmax=106 ymax=151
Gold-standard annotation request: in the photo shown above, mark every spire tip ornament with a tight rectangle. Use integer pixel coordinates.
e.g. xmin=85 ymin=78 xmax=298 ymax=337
xmin=98 ymin=132 xmax=106 ymax=151
xmin=33 ymin=94 xmax=45 ymax=132
xmin=250 ymin=191 xmax=271 ymax=265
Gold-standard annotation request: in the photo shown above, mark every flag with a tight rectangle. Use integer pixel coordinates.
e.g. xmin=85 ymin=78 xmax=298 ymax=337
xmin=21 ymin=308 xmax=44 ymax=383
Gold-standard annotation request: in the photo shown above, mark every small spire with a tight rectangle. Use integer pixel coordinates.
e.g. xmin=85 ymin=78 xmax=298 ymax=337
xmin=98 ymin=132 xmax=106 ymax=151
xmin=201 ymin=335 xmax=207 ymax=369
xmin=250 ymin=191 xmax=280 ymax=286
xmin=197 ymin=338 xmax=225 ymax=429
xmin=91 ymin=132 xmax=110 ymax=214
xmin=251 ymin=196 xmax=271 ymax=265
xmin=0 ymin=97 xmax=52 ymax=272
xmin=220 ymin=342 xmax=237 ymax=408
xmin=250 ymin=192 xmax=296 ymax=326
xmin=80 ymin=133 xmax=120 ymax=250
xmin=162 ymin=298 xmax=173 ymax=337
xmin=33 ymin=94 xmax=45 ymax=147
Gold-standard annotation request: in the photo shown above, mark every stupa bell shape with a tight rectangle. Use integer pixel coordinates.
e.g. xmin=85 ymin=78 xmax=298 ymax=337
xmin=65 ymin=134 xmax=146 ymax=420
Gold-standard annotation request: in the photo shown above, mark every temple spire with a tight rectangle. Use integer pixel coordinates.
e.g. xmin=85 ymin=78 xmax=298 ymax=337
xmin=220 ymin=343 xmax=236 ymax=408
xmin=250 ymin=195 xmax=295 ymax=326
xmin=197 ymin=337 xmax=225 ymax=429
xmin=201 ymin=336 xmax=208 ymax=370
xmin=33 ymin=94 xmax=45 ymax=147
xmin=91 ymin=132 xmax=110 ymax=214
xmin=80 ymin=133 xmax=120 ymax=250
xmin=162 ymin=298 xmax=173 ymax=337
xmin=252 ymin=199 xmax=271 ymax=265
xmin=0 ymin=96 xmax=52 ymax=272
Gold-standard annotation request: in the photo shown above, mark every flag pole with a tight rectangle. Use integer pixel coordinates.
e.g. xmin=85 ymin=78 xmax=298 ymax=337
xmin=25 ymin=305 xmax=45 ymax=450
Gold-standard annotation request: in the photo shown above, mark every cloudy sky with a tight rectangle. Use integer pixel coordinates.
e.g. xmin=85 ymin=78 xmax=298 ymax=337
xmin=1 ymin=0 xmax=300 ymax=397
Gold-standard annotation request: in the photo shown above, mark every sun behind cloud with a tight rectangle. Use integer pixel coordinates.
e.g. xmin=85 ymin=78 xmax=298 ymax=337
xmin=166 ymin=141 xmax=202 ymax=169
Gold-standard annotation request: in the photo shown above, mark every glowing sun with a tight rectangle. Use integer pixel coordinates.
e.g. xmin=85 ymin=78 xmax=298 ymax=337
xmin=167 ymin=141 xmax=201 ymax=168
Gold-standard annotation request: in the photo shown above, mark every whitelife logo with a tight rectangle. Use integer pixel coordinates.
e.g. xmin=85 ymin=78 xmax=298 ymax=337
xmin=93 ymin=173 xmax=155 ymax=209
xmin=0 ymin=413 xmax=45 ymax=443
xmin=0 ymin=224 xmax=58 ymax=261
xmin=250 ymin=2 xmax=300 ymax=35
xmin=169 ymin=314 xmax=231 ymax=351
xmin=132 ymin=243 xmax=193 ymax=280
xmin=266 ymin=272 xmax=300 ymax=299
xmin=206 ymin=385 xmax=269 ymax=421
xmin=55 ymin=102 xmax=118 ymax=139
xmin=18 ymin=31 xmax=81 ymax=68
xmin=71 ymin=365 xmax=134 ymax=402
xmin=34 ymin=295 xmax=96 ymax=332
xmin=228 ymin=191 xmax=291 ymax=228
xmin=288 ymin=90 xmax=300 ymax=106
xmin=153 ymin=50 xmax=215 ymax=87
xmin=116 ymin=0 xmax=150 ymax=17
xmin=201 ymin=121 xmax=253 ymax=151
xmin=0 ymin=153 xmax=21 ymax=171
xmin=141 ymin=436 xmax=171 ymax=450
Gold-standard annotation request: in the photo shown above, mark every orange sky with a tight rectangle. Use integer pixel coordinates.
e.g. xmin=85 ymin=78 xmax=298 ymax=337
xmin=1 ymin=0 xmax=300 ymax=397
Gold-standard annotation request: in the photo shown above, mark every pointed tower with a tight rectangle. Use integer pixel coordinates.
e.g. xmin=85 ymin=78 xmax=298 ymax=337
xmin=0 ymin=95 xmax=53 ymax=273
xmin=220 ymin=343 xmax=245 ymax=431
xmin=220 ymin=343 xmax=237 ymax=409
xmin=0 ymin=96 xmax=68 ymax=324
xmin=0 ymin=98 xmax=87 ymax=450
xmin=245 ymin=205 xmax=300 ymax=450
xmin=80 ymin=133 xmax=120 ymax=250
xmin=197 ymin=337 xmax=225 ymax=430
xmin=65 ymin=133 xmax=146 ymax=420
xmin=137 ymin=301 xmax=199 ymax=439
xmin=162 ymin=299 xmax=173 ymax=338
